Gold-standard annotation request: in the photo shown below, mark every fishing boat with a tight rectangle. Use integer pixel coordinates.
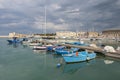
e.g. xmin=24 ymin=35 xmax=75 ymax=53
xmin=29 ymin=42 xmax=42 ymax=46
xmin=33 ymin=46 xmax=47 ymax=50
xmin=66 ymin=41 xmax=89 ymax=46
xmin=85 ymin=51 xmax=96 ymax=60
xmin=7 ymin=37 xmax=22 ymax=44
xmin=54 ymin=46 xmax=66 ymax=50
xmin=33 ymin=44 xmax=54 ymax=51
xmin=62 ymin=51 xmax=96 ymax=63
xmin=46 ymin=44 xmax=54 ymax=51
xmin=55 ymin=50 xmax=69 ymax=54
xmin=55 ymin=48 xmax=79 ymax=55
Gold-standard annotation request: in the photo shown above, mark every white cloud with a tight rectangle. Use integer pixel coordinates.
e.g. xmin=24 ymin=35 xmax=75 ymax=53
xmin=0 ymin=4 xmax=4 ymax=9
xmin=58 ymin=18 xmax=65 ymax=23
xmin=33 ymin=20 xmax=69 ymax=31
xmin=65 ymin=8 xmax=80 ymax=13
xmin=116 ymin=0 xmax=120 ymax=7
xmin=0 ymin=0 xmax=40 ymax=11
xmin=0 ymin=14 xmax=19 ymax=19
xmin=0 ymin=0 xmax=119 ymax=34
xmin=46 ymin=22 xmax=69 ymax=30
xmin=49 ymin=4 xmax=61 ymax=10
xmin=1 ymin=20 xmax=27 ymax=27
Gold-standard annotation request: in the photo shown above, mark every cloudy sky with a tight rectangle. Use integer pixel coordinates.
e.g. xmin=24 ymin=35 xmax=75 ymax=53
xmin=0 ymin=0 xmax=120 ymax=35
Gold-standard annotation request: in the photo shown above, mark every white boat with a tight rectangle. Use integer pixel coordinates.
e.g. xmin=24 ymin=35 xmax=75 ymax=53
xmin=33 ymin=46 xmax=47 ymax=50
xmin=29 ymin=43 xmax=42 ymax=46
xmin=33 ymin=44 xmax=54 ymax=51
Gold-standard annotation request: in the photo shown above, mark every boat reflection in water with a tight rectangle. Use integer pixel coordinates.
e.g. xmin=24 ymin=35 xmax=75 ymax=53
xmin=8 ymin=43 xmax=27 ymax=48
xmin=62 ymin=59 xmax=96 ymax=74
xmin=8 ymin=43 xmax=20 ymax=48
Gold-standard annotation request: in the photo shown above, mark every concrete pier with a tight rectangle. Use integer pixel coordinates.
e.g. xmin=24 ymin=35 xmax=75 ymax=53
xmin=40 ymin=40 xmax=120 ymax=59
xmin=0 ymin=36 xmax=9 ymax=38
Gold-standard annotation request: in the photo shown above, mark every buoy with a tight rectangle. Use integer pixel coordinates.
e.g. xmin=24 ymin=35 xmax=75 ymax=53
xmin=87 ymin=57 xmax=90 ymax=60
xmin=57 ymin=63 xmax=61 ymax=68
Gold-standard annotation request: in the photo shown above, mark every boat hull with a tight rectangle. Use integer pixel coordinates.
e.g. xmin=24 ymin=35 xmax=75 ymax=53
xmin=63 ymin=51 xmax=96 ymax=63
xmin=55 ymin=50 xmax=69 ymax=54
xmin=7 ymin=40 xmax=22 ymax=43
xmin=33 ymin=46 xmax=47 ymax=50
xmin=63 ymin=54 xmax=87 ymax=63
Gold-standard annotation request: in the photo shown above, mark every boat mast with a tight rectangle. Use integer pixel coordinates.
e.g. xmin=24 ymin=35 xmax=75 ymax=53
xmin=44 ymin=6 xmax=47 ymax=36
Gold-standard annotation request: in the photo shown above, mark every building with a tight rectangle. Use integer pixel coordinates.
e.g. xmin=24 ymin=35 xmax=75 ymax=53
xmin=56 ymin=31 xmax=77 ymax=38
xmin=86 ymin=32 xmax=99 ymax=38
xmin=102 ymin=29 xmax=120 ymax=39
xmin=8 ymin=32 xmax=27 ymax=38
xmin=76 ymin=32 xmax=86 ymax=38
xmin=56 ymin=31 xmax=99 ymax=38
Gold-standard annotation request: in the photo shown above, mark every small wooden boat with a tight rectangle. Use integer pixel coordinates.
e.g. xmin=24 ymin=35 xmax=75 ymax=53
xmin=7 ymin=37 xmax=22 ymax=44
xmin=62 ymin=51 xmax=96 ymax=63
xmin=29 ymin=43 xmax=42 ymax=46
xmin=46 ymin=44 xmax=54 ymax=51
xmin=80 ymin=51 xmax=96 ymax=60
xmin=69 ymin=41 xmax=89 ymax=46
xmin=55 ymin=50 xmax=69 ymax=54
xmin=33 ymin=46 xmax=47 ymax=50
xmin=55 ymin=48 xmax=79 ymax=55
xmin=33 ymin=44 xmax=54 ymax=51
xmin=54 ymin=46 xmax=66 ymax=50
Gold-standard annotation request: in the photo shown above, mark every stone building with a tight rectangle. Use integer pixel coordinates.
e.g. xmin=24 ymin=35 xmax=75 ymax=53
xmin=56 ymin=31 xmax=77 ymax=38
xmin=56 ymin=31 xmax=99 ymax=38
xmin=102 ymin=29 xmax=120 ymax=39
xmin=86 ymin=32 xmax=99 ymax=38
xmin=76 ymin=32 xmax=86 ymax=38
xmin=9 ymin=32 xmax=27 ymax=38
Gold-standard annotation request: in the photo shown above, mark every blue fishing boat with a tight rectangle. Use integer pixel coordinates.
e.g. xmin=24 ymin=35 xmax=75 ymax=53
xmin=87 ymin=52 xmax=96 ymax=60
xmin=46 ymin=44 xmax=54 ymax=51
xmin=55 ymin=50 xmax=69 ymax=54
xmin=62 ymin=51 xmax=96 ymax=63
xmin=65 ymin=41 xmax=88 ymax=46
xmin=7 ymin=37 xmax=22 ymax=44
xmin=46 ymin=46 xmax=53 ymax=51
xmin=80 ymin=51 xmax=96 ymax=60
xmin=70 ymin=48 xmax=79 ymax=52
xmin=55 ymin=48 xmax=79 ymax=55
xmin=54 ymin=46 xmax=66 ymax=50
xmin=72 ymin=42 xmax=89 ymax=46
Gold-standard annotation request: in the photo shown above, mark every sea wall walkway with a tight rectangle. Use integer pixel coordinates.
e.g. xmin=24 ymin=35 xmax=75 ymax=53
xmin=40 ymin=40 xmax=120 ymax=59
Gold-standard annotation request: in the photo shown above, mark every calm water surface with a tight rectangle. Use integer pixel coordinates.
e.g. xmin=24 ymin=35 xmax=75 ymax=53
xmin=0 ymin=38 xmax=120 ymax=80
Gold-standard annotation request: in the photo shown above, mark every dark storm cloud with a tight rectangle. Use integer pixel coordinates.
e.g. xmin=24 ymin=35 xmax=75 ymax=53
xmin=0 ymin=0 xmax=120 ymax=35
xmin=91 ymin=0 xmax=120 ymax=30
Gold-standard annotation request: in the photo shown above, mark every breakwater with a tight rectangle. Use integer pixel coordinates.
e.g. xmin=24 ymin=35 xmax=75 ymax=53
xmin=39 ymin=40 xmax=120 ymax=59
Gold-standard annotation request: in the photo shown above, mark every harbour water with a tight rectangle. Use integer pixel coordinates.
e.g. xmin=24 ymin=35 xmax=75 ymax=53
xmin=0 ymin=38 xmax=120 ymax=80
